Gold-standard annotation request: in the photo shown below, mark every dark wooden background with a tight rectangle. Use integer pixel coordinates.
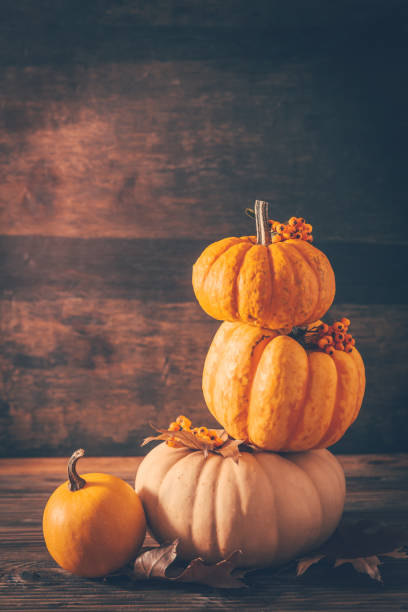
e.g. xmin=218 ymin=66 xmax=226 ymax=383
xmin=1 ymin=0 xmax=408 ymax=457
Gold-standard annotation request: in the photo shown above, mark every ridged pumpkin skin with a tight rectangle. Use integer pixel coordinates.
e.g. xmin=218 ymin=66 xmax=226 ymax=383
xmin=43 ymin=472 xmax=146 ymax=577
xmin=135 ymin=443 xmax=345 ymax=568
xmin=192 ymin=236 xmax=335 ymax=330
xmin=203 ymin=321 xmax=365 ymax=451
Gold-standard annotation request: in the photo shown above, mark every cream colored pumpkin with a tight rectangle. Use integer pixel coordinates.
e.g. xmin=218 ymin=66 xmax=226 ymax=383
xmin=135 ymin=443 xmax=345 ymax=568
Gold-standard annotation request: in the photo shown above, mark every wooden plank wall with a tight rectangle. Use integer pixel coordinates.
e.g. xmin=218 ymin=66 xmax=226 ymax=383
xmin=1 ymin=0 xmax=407 ymax=456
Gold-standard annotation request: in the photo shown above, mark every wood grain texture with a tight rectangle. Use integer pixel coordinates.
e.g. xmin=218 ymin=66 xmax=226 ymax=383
xmin=0 ymin=46 xmax=407 ymax=241
xmin=1 ymin=299 xmax=407 ymax=456
xmin=0 ymin=236 xmax=406 ymax=304
xmin=1 ymin=0 xmax=408 ymax=458
xmin=0 ymin=454 xmax=407 ymax=611
xmin=0 ymin=298 xmax=218 ymax=457
xmin=3 ymin=0 xmax=407 ymax=33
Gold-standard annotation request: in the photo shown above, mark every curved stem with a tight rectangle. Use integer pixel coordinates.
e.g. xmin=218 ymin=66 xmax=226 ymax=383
xmin=254 ymin=200 xmax=271 ymax=245
xmin=68 ymin=448 xmax=86 ymax=491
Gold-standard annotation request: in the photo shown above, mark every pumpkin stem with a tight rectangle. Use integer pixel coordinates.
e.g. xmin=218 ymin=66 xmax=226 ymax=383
xmin=68 ymin=448 xmax=86 ymax=491
xmin=254 ymin=200 xmax=271 ymax=246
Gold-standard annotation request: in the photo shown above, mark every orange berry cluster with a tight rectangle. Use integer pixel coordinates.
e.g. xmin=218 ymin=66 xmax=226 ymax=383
xmin=167 ymin=415 xmax=224 ymax=448
xmin=310 ymin=318 xmax=355 ymax=356
xmin=270 ymin=216 xmax=313 ymax=244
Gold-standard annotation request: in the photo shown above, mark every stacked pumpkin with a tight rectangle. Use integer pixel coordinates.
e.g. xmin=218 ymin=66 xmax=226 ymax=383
xmin=136 ymin=200 xmax=366 ymax=569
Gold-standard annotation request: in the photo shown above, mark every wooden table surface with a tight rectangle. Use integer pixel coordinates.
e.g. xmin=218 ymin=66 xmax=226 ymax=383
xmin=1 ymin=454 xmax=407 ymax=611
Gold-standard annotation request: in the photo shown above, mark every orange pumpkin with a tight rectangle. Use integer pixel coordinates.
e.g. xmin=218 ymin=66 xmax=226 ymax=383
xmin=192 ymin=201 xmax=335 ymax=331
xmin=43 ymin=449 xmax=146 ymax=577
xmin=202 ymin=321 xmax=365 ymax=451
xmin=135 ymin=442 xmax=345 ymax=567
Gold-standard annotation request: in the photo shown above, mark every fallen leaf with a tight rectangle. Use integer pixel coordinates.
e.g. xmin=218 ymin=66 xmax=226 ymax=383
xmin=131 ymin=540 xmax=247 ymax=589
xmin=334 ymin=556 xmax=383 ymax=583
xmin=297 ymin=520 xmax=408 ymax=583
xmin=383 ymin=549 xmax=408 ymax=559
xmin=216 ymin=438 xmax=245 ymax=463
xmin=133 ymin=540 xmax=179 ymax=580
xmin=142 ymin=428 xmax=208 ymax=452
xmin=320 ymin=519 xmax=408 ymax=559
xmin=296 ymin=554 xmax=325 ymax=576
xmin=176 ymin=551 xmax=247 ymax=589
xmin=142 ymin=425 xmax=247 ymax=463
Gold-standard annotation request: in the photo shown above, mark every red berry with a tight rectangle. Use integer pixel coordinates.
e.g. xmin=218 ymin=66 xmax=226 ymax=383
xmin=318 ymin=337 xmax=329 ymax=349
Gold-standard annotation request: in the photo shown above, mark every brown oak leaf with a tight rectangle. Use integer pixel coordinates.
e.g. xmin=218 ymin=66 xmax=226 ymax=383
xmin=216 ymin=437 xmax=246 ymax=461
xmin=296 ymin=554 xmax=325 ymax=576
xmin=142 ymin=425 xmax=247 ymax=463
xmin=297 ymin=519 xmax=408 ymax=583
xmin=132 ymin=540 xmax=247 ymax=589
xmin=334 ymin=556 xmax=383 ymax=583
xmin=133 ymin=539 xmax=179 ymax=580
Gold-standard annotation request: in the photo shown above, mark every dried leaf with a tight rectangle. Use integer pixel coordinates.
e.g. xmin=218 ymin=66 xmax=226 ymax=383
xmin=320 ymin=519 xmax=408 ymax=559
xmin=133 ymin=540 xmax=179 ymax=580
xmin=142 ymin=425 xmax=247 ymax=463
xmin=334 ymin=556 xmax=383 ymax=583
xmin=296 ymin=554 xmax=325 ymax=576
xmin=131 ymin=540 xmax=247 ymax=589
xmin=383 ymin=549 xmax=408 ymax=560
xmin=215 ymin=438 xmax=245 ymax=463
xmin=176 ymin=551 xmax=247 ymax=589
xmin=142 ymin=428 xmax=208 ymax=452
xmin=297 ymin=520 xmax=408 ymax=583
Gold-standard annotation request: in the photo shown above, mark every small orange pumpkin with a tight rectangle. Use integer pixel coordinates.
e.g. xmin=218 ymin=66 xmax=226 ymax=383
xmin=203 ymin=321 xmax=365 ymax=451
xmin=192 ymin=201 xmax=335 ymax=330
xmin=43 ymin=449 xmax=146 ymax=577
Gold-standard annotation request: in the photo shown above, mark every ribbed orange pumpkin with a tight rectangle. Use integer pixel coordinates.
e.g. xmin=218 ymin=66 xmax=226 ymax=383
xmin=135 ymin=442 xmax=345 ymax=568
xmin=203 ymin=321 xmax=365 ymax=451
xmin=192 ymin=201 xmax=335 ymax=331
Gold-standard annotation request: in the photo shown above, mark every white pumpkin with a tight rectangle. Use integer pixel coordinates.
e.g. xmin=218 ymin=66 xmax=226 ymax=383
xmin=135 ymin=443 xmax=345 ymax=568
